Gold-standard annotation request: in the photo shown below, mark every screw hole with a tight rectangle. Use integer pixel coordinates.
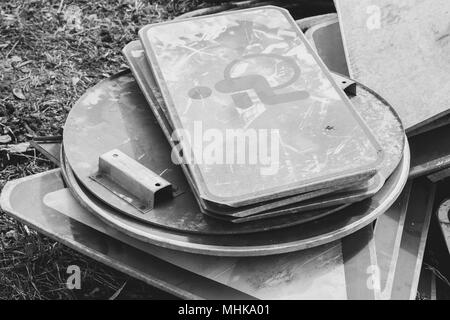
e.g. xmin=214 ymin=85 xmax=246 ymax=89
xmin=342 ymin=81 xmax=347 ymax=84
xmin=155 ymin=183 xmax=161 ymax=187
xmin=112 ymin=153 xmax=118 ymax=157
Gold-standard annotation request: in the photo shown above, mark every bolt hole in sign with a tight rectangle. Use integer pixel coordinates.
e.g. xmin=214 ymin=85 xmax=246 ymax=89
xmin=139 ymin=6 xmax=384 ymax=207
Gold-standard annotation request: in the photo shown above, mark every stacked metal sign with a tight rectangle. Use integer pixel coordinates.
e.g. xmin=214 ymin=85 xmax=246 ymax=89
xmin=54 ymin=6 xmax=408 ymax=254
xmin=120 ymin=7 xmax=406 ymax=227
xmin=2 ymin=1 xmax=449 ymax=299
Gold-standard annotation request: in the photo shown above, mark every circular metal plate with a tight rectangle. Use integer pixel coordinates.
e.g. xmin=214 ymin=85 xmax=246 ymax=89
xmin=64 ymin=150 xmax=350 ymax=235
xmin=61 ymin=139 xmax=409 ymax=256
xmin=63 ymin=71 xmax=404 ymax=236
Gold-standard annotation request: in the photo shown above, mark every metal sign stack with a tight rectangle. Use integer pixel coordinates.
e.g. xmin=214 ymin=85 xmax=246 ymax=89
xmin=104 ymin=6 xmax=406 ymax=232
xmin=9 ymin=2 xmax=450 ymax=300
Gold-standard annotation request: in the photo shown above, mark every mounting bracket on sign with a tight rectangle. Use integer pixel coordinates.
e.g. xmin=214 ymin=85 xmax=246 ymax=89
xmin=90 ymin=149 xmax=173 ymax=212
xmin=332 ymin=73 xmax=356 ymax=96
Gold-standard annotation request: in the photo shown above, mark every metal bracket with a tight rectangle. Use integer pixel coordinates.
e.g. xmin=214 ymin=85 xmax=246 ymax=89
xmin=332 ymin=72 xmax=357 ymax=96
xmin=90 ymin=149 xmax=173 ymax=212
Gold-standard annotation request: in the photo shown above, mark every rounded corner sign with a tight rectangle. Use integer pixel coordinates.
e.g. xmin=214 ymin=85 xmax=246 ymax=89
xmin=138 ymin=7 xmax=383 ymax=204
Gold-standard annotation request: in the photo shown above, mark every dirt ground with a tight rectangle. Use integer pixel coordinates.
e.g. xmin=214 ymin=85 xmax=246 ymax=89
xmin=0 ymin=0 xmax=205 ymax=300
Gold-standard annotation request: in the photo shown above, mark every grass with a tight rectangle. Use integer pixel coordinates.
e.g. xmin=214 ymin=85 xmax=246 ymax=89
xmin=0 ymin=0 xmax=206 ymax=300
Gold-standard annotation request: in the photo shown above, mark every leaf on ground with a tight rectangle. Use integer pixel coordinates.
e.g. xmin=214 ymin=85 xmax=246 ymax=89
xmin=12 ymin=88 xmax=26 ymax=100
xmin=2 ymin=142 xmax=30 ymax=153
xmin=0 ymin=135 xmax=12 ymax=144
xmin=9 ymin=55 xmax=22 ymax=63
xmin=71 ymin=76 xmax=80 ymax=86
xmin=5 ymin=230 xmax=18 ymax=240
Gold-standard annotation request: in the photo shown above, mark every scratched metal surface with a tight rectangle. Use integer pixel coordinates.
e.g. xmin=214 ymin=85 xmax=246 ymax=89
xmin=139 ymin=6 xmax=383 ymax=207
xmin=1 ymin=169 xmax=383 ymax=299
xmin=349 ymin=84 xmax=404 ymax=180
xmin=61 ymin=69 xmax=353 ymax=231
xmin=59 ymin=69 xmax=356 ymax=233
xmin=335 ymin=0 xmax=450 ymax=132
xmin=124 ymin=41 xmax=371 ymax=219
xmin=61 ymin=69 xmax=395 ymax=227
xmin=61 ymin=70 xmax=405 ymax=235
xmin=65 ymin=150 xmax=354 ymax=235
xmin=125 ymin=40 xmax=403 ymax=218
xmin=62 ymin=71 xmax=195 ymax=226
xmin=60 ymin=139 xmax=409 ymax=256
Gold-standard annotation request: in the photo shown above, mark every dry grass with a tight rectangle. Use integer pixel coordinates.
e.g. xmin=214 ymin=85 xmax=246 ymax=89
xmin=0 ymin=0 xmax=204 ymax=300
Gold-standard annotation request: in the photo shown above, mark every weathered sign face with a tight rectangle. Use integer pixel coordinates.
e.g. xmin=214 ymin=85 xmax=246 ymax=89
xmin=335 ymin=0 xmax=450 ymax=133
xmin=124 ymin=37 xmax=404 ymax=219
xmin=139 ymin=7 xmax=383 ymax=207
